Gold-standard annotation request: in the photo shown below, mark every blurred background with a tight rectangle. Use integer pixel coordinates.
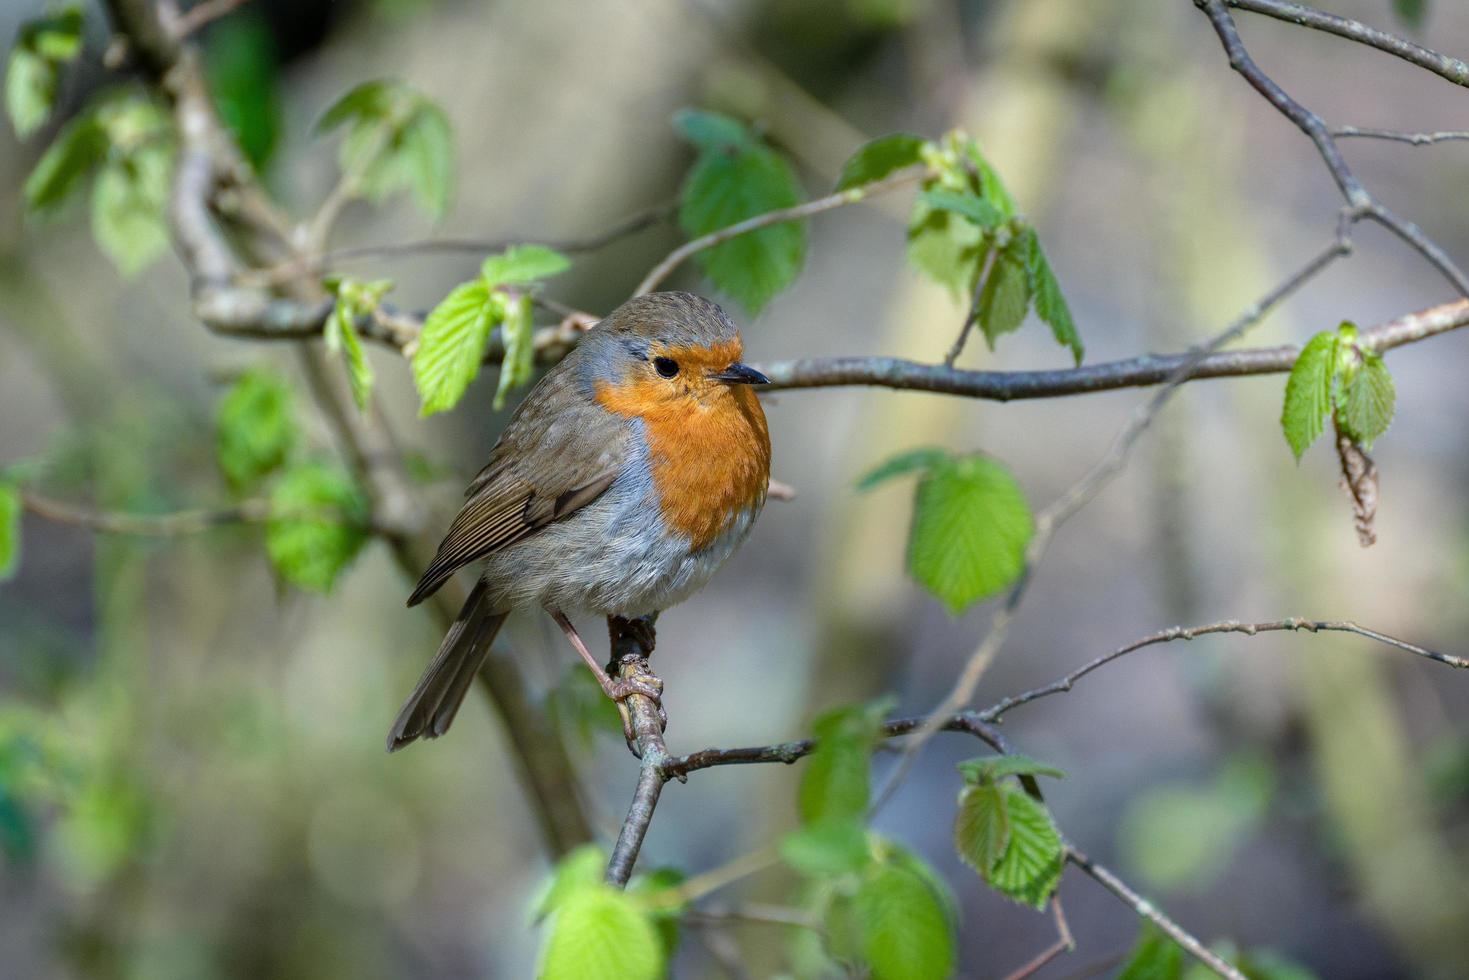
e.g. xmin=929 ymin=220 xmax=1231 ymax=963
xmin=3 ymin=0 xmax=1469 ymax=976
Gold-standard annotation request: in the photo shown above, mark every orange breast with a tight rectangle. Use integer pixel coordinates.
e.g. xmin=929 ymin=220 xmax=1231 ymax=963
xmin=596 ymin=377 xmax=771 ymax=551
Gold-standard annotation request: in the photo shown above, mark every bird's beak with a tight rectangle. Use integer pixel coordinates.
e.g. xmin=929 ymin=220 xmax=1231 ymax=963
xmin=709 ymin=362 xmax=771 ymax=385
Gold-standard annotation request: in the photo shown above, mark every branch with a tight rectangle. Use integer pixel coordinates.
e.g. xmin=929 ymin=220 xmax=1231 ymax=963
xmin=1225 ymin=0 xmax=1469 ymax=88
xmin=1333 ymin=126 xmax=1469 ymax=146
xmin=981 ymin=618 xmax=1467 ymax=722
xmin=1065 ymin=843 xmax=1246 ymax=980
xmin=632 ymin=164 xmax=930 ymax=296
xmin=999 ymin=896 xmax=1074 ymax=980
xmin=22 ymin=490 xmax=271 ymax=536
xmin=171 ymin=0 xmax=253 ymax=39
xmin=605 ymin=615 xmax=671 ymax=888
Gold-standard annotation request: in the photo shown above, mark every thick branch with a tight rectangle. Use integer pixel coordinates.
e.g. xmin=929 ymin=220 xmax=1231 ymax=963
xmin=1226 ymin=0 xmax=1469 ymax=87
xmin=605 ymin=615 xmax=669 ymax=888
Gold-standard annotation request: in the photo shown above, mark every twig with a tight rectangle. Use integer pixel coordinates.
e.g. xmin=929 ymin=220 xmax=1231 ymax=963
xmin=1225 ymin=0 xmax=1469 ymax=88
xmin=23 ymin=491 xmax=272 ymax=536
xmin=171 ymin=0 xmax=251 ymax=38
xmin=1066 ymin=843 xmax=1245 ymax=980
xmin=1333 ymin=126 xmax=1469 ymax=146
xmin=633 ymin=165 xmax=930 ymax=296
xmin=1000 ymin=895 xmax=1075 ymax=980
xmin=1196 ymin=0 xmax=1469 ymax=296
xmin=982 ymin=618 xmax=1467 ymax=722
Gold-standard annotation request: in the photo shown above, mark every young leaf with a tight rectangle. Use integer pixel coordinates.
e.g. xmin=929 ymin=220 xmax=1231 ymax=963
xmin=5 ymin=5 xmax=84 ymax=138
xmin=539 ymin=885 xmax=663 ymax=980
xmin=836 ymin=133 xmax=926 ymax=191
xmin=920 ymin=188 xmax=1004 ymax=230
xmin=906 ymin=198 xmax=989 ymax=299
xmin=781 ymin=820 xmax=872 ymax=877
xmin=954 ymin=783 xmax=1010 ymax=876
xmin=1339 ymin=351 xmax=1394 ymax=449
xmin=987 ymin=786 xmax=1063 ymax=909
xmin=412 ymin=278 xmax=499 ymax=416
xmin=626 ymin=866 xmax=688 ymax=961
xmin=957 ymin=754 xmax=1067 ymax=785
xmin=23 ymin=111 xmax=105 ymax=212
xmin=798 ymin=701 xmax=888 ymax=825
xmin=0 ymin=482 xmax=21 ymax=582
xmin=324 ymin=277 xmax=391 ymax=412
xmin=677 ymin=113 xmax=806 ymax=313
xmin=670 ymin=108 xmax=750 ymax=152
xmin=852 ymin=862 xmax=956 ymax=980
xmin=1029 ymin=234 xmax=1083 ymax=364
xmin=855 ymin=447 xmax=949 ymax=491
xmin=907 ymin=453 xmax=1033 ymax=613
xmin=318 ymin=80 xmax=454 ymax=220
xmin=1280 ymin=331 xmax=1337 ymax=460
xmin=1117 ymin=923 xmax=1186 ymax=980
xmin=494 ymin=293 xmax=535 ymax=410
xmin=977 ymin=231 xmax=1032 ymax=347
xmin=534 ymin=843 xmax=609 ymax=919
xmin=215 ymin=368 xmax=297 ymax=491
xmin=400 ymin=102 xmax=453 ymax=219
xmin=265 ymin=461 xmax=370 ymax=594
xmin=90 ymin=147 xmax=171 ymax=276
xmin=481 ymin=244 xmax=571 ymax=287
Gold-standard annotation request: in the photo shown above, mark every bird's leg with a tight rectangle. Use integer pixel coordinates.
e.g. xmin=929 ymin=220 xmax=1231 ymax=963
xmin=549 ymin=609 xmax=663 ymax=741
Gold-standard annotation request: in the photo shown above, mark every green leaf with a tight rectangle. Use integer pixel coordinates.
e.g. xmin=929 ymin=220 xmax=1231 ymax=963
xmin=677 ymin=116 xmax=806 ymax=313
xmin=1393 ymin=0 xmax=1427 ymax=30
xmin=324 ymin=277 xmax=391 ymax=412
xmin=205 ymin=11 xmax=281 ymax=169
xmin=1029 ymin=235 xmax=1083 ymax=364
xmin=480 ymin=244 xmax=572 ymax=287
xmin=1118 ymin=923 xmax=1185 ymax=980
xmin=23 ymin=111 xmax=106 ymax=212
xmin=855 ymin=446 xmax=949 ymax=491
xmin=534 ymin=843 xmax=608 ymax=919
xmin=1280 ymin=331 xmax=1337 ymax=460
xmin=412 ymin=278 xmax=499 ymax=416
xmin=798 ymin=701 xmax=888 ymax=825
xmin=671 ymin=107 xmax=750 ymax=152
xmin=781 ymin=821 xmax=872 ymax=877
xmin=954 ymin=783 xmax=1009 ymax=876
xmin=399 ymin=101 xmax=453 ymax=218
xmin=906 ymin=198 xmax=989 ymax=299
xmin=627 ymin=866 xmax=688 ymax=961
xmin=539 ymin=885 xmax=663 ymax=980
xmin=90 ymin=146 xmax=171 ymax=276
xmin=987 ymin=786 xmax=1063 ymax=909
xmin=318 ymin=80 xmax=454 ymax=220
xmin=920 ymin=188 xmax=1004 ymax=230
xmin=836 ymin=133 xmax=925 ymax=191
xmin=957 ymin=754 xmax=1067 ymax=784
xmin=907 ymin=453 xmax=1033 ymax=612
xmin=265 ymin=461 xmax=370 ymax=593
xmin=977 ymin=230 xmax=1033 ymax=348
xmin=5 ymin=6 xmax=84 ymax=138
xmin=1339 ymin=351 xmax=1394 ymax=449
xmin=852 ymin=862 xmax=956 ymax=980
xmin=318 ymin=80 xmax=396 ymax=132
xmin=215 ymin=368 xmax=297 ymax=491
xmin=0 ymin=482 xmax=20 ymax=582
xmin=494 ymin=292 xmax=536 ymax=410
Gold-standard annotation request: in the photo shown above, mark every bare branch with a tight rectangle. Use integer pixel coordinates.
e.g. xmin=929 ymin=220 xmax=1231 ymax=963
xmin=172 ymin=0 xmax=253 ymax=39
xmin=23 ymin=491 xmax=271 ymax=536
xmin=981 ymin=618 xmax=1467 ymax=722
xmin=605 ymin=616 xmax=671 ymax=888
xmin=1225 ymin=0 xmax=1469 ymax=88
xmin=999 ymin=896 xmax=1074 ymax=980
xmin=633 ymin=164 xmax=930 ymax=296
xmin=1333 ymin=126 xmax=1469 ymax=146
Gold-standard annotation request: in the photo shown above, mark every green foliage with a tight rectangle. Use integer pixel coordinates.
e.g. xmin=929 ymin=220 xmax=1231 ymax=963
xmin=534 ymin=843 xmax=608 ymax=919
xmin=675 ymin=108 xmax=806 ymax=314
xmin=324 ymin=277 xmax=393 ymax=411
xmin=1118 ymin=923 xmax=1185 ymax=980
xmin=1119 ymin=925 xmax=1320 ymax=980
xmin=954 ymin=769 xmax=1064 ymax=910
xmin=215 ymin=368 xmax=298 ymax=491
xmin=856 ymin=446 xmax=950 ymax=491
xmin=205 ymin=10 xmax=281 ymax=169
xmin=265 ymin=461 xmax=370 ymax=593
xmin=412 ymin=245 xmax=569 ymax=415
xmin=1393 ymin=0 xmax=1427 ymax=30
xmin=835 ymin=133 xmax=925 ymax=191
xmin=5 ymin=4 xmax=83 ymax=138
xmin=781 ymin=819 xmax=872 ymax=877
xmin=907 ymin=131 xmax=1083 ymax=363
xmin=318 ymin=80 xmax=454 ymax=219
xmin=22 ymin=92 xmax=174 ymax=275
xmin=956 ymin=753 xmax=1067 ymax=784
xmin=798 ymin=700 xmax=889 ymax=826
xmin=0 ymin=481 xmax=20 ymax=582
xmin=852 ymin=860 xmax=956 ymax=980
xmin=1280 ymin=322 xmax=1396 ymax=458
xmin=1119 ymin=754 xmax=1273 ymax=892
xmin=626 ymin=866 xmax=687 ymax=961
xmin=539 ymin=885 xmax=663 ymax=980
xmin=545 ymin=666 xmax=624 ymax=747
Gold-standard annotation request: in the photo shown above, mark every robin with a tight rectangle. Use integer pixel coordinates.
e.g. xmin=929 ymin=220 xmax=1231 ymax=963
xmin=388 ymin=291 xmax=772 ymax=750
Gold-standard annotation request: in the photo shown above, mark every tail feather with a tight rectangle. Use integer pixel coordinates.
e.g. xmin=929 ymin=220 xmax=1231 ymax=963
xmin=388 ymin=578 xmax=507 ymax=752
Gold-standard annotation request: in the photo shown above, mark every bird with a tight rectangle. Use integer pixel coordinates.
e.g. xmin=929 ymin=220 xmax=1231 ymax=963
xmin=388 ymin=291 xmax=772 ymax=751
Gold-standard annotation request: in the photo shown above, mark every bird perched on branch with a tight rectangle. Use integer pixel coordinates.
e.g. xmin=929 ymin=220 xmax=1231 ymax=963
xmin=389 ymin=292 xmax=772 ymax=750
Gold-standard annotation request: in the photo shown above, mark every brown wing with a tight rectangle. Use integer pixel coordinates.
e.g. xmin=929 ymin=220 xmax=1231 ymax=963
xmin=406 ymin=361 xmax=630 ymax=607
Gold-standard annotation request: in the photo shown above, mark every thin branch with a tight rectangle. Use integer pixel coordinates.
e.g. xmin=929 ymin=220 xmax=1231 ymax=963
xmin=982 ymin=618 xmax=1467 ymax=722
xmin=171 ymin=0 xmax=252 ymax=39
xmin=1066 ymin=843 xmax=1246 ymax=980
xmin=1333 ymin=126 xmax=1469 ymax=146
xmin=1000 ymin=896 xmax=1075 ymax=980
xmin=633 ymin=165 xmax=930 ymax=296
xmin=605 ymin=616 xmax=671 ymax=888
xmin=23 ymin=491 xmax=270 ymax=536
xmin=1225 ymin=0 xmax=1469 ymax=88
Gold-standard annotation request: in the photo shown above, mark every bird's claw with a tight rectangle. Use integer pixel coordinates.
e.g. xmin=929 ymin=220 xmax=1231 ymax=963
xmin=603 ymin=674 xmax=666 ymax=746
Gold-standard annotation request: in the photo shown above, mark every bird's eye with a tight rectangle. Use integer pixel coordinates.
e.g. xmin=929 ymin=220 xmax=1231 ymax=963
xmin=653 ymin=356 xmax=680 ymax=378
